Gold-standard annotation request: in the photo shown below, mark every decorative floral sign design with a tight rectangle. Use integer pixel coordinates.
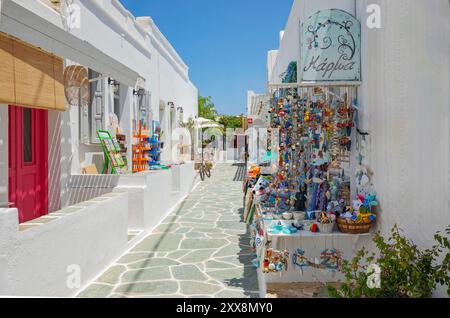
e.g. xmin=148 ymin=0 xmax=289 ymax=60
xmin=292 ymin=248 xmax=343 ymax=270
xmin=300 ymin=9 xmax=361 ymax=83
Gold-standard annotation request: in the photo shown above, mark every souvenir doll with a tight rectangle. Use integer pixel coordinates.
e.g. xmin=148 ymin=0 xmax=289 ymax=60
xmin=294 ymin=184 xmax=307 ymax=211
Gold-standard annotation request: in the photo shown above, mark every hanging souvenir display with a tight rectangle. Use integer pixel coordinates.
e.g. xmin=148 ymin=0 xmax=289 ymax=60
xmin=249 ymin=217 xmax=265 ymax=269
xmin=292 ymin=248 xmax=343 ymax=270
xmin=247 ymin=84 xmax=380 ymax=280
xmin=250 ymin=85 xmax=381 ymax=229
xmin=264 ymin=87 xmax=357 ymax=220
xmin=262 ymin=248 xmax=290 ymax=273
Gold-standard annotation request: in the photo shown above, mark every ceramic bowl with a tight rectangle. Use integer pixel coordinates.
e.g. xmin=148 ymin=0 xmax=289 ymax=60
xmin=273 ymin=213 xmax=282 ymax=220
xmin=293 ymin=211 xmax=306 ymax=221
xmin=282 ymin=212 xmax=293 ymax=220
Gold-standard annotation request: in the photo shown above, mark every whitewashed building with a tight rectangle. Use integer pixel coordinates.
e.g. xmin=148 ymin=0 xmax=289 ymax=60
xmin=251 ymin=0 xmax=449 ymax=297
xmin=0 ymin=0 xmax=198 ymax=296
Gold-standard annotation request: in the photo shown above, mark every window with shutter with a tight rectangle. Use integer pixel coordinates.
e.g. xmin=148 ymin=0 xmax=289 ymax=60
xmin=178 ymin=108 xmax=183 ymax=125
xmin=80 ymin=98 xmax=90 ymax=144
xmin=138 ymin=93 xmax=145 ymax=126
xmin=144 ymin=91 xmax=152 ymax=130
xmin=113 ymin=84 xmax=121 ymax=121
xmin=89 ymin=69 xmax=105 ymax=144
xmin=137 ymin=91 xmax=152 ymax=131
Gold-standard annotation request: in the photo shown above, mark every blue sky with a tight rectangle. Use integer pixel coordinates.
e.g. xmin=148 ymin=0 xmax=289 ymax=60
xmin=120 ymin=0 xmax=294 ymax=115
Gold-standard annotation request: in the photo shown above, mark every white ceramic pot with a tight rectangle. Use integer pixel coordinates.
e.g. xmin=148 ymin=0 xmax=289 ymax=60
xmin=282 ymin=212 xmax=293 ymax=220
xmin=293 ymin=211 xmax=306 ymax=221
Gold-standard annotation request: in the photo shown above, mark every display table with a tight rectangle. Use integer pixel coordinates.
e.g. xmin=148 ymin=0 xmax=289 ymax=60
xmin=252 ymin=203 xmax=373 ymax=296
xmin=262 ymin=219 xmax=372 ymax=238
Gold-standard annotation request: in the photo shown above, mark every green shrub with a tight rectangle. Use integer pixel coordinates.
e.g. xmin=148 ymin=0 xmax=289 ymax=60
xmin=327 ymin=225 xmax=450 ymax=298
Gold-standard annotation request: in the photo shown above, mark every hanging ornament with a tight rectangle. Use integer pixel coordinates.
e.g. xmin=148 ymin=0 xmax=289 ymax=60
xmin=263 ymin=248 xmax=290 ymax=273
xmin=291 ymin=248 xmax=343 ymax=270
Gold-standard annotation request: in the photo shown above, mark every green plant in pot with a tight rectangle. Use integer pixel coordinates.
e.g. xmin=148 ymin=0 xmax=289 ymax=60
xmin=327 ymin=225 xmax=450 ymax=298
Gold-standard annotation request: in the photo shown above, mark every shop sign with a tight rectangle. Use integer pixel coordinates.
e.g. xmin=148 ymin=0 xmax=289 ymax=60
xmin=300 ymin=9 xmax=361 ymax=83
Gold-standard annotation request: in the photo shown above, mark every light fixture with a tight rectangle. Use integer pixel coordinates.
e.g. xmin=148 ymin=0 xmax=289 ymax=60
xmin=108 ymin=77 xmax=119 ymax=87
xmin=133 ymin=88 xmax=145 ymax=96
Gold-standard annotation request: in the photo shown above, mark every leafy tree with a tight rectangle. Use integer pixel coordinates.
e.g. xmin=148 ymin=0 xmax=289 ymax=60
xmin=218 ymin=115 xmax=242 ymax=129
xmin=198 ymin=94 xmax=242 ymax=130
xmin=179 ymin=117 xmax=195 ymax=130
xmin=198 ymin=94 xmax=217 ymax=120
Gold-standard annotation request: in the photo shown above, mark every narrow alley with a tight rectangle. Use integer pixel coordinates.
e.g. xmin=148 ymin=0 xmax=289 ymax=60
xmin=1 ymin=0 xmax=448 ymax=303
xmin=78 ymin=164 xmax=259 ymax=298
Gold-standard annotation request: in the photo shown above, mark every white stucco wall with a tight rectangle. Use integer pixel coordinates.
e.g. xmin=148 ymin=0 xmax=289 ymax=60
xmin=269 ymin=0 xmax=450 ymax=242
xmin=1 ymin=0 xmax=200 ymax=207
xmin=267 ymin=50 xmax=279 ymax=85
xmin=48 ymin=111 xmax=62 ymax=212
xmin=355 ymin=0 xmax=450 ymax=252
xmin=67 ymin=162 xmax=198 ymax=231
xmin=0 ymin=0 xmax=199 ymax=297
xmin=62 ymin=1 xmax=198 ymax=169
xmin=0 ymin=192 xmax=129 ymax=297
xmin=247 ymin=91 xmax=269 ymax=117
xmin=247 ymin=91 xmax=256 ymax=115
xmin=146 ymin=31 xmax=198 ymax=161
xmin=267 ymin=0 xmax=450 ymax=296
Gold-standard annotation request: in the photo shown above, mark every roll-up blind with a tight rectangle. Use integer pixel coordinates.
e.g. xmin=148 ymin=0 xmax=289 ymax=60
xmin=0 ymin=34 xmax=15 ymax=103
xmin=0 ymin=32 xmax=65 ymax=111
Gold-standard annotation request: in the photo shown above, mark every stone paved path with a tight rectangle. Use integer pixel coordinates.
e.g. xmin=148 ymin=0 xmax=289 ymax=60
xmin=78 ymin=164 xmax=259 ymax=298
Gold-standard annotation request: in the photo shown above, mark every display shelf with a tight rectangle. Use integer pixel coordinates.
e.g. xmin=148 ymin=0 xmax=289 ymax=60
xmin=133 ymin=158 xmax=149 ymax=162
xmin=132 ymin=122 xmax=151 ymax=173
xmin=97 ymin=130 xmax=128 ymax=174
xmin=263 ymin=219 xmax=373 ymax=238
xmin=266 ymin=230 xmax=373 ymax=238
xmin=115 ymin=133 xmax=128 ymax=168
xmin=132 ymin=121 xmax=162 ymax=172
xmin=147 ymin=121 xmax=161 ymax=167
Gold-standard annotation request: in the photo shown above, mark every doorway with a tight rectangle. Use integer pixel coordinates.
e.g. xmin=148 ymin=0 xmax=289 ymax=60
xmin=8 ymin=105 xmax=48 ymax=223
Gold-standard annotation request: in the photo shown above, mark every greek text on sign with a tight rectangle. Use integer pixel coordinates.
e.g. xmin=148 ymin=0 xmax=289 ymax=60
xmin=300 ymin=9 xmax=361 ymax=83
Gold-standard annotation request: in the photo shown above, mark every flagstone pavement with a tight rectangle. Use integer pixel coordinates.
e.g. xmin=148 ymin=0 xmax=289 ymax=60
xmin=78 ymin=163 xmax=260 ymax=298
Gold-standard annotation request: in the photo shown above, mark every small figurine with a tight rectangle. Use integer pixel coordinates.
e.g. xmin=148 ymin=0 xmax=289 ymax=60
xmin=294 ymin=184 xmax=307 ymax=211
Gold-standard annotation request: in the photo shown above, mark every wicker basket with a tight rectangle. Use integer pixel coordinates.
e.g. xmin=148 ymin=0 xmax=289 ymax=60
xmin=337 ymin=218 xmax=373 ymax=234
xmin=317 ymin=222 xmax=335 ymax=233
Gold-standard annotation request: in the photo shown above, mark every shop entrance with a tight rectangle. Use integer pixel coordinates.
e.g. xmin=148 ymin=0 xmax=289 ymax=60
xmin=8 ymin=105 xmax=48 ymax=223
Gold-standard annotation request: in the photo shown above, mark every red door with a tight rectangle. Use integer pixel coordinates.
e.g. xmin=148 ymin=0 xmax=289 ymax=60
xmin=8 ymin=105 xmax=48 ymax=223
